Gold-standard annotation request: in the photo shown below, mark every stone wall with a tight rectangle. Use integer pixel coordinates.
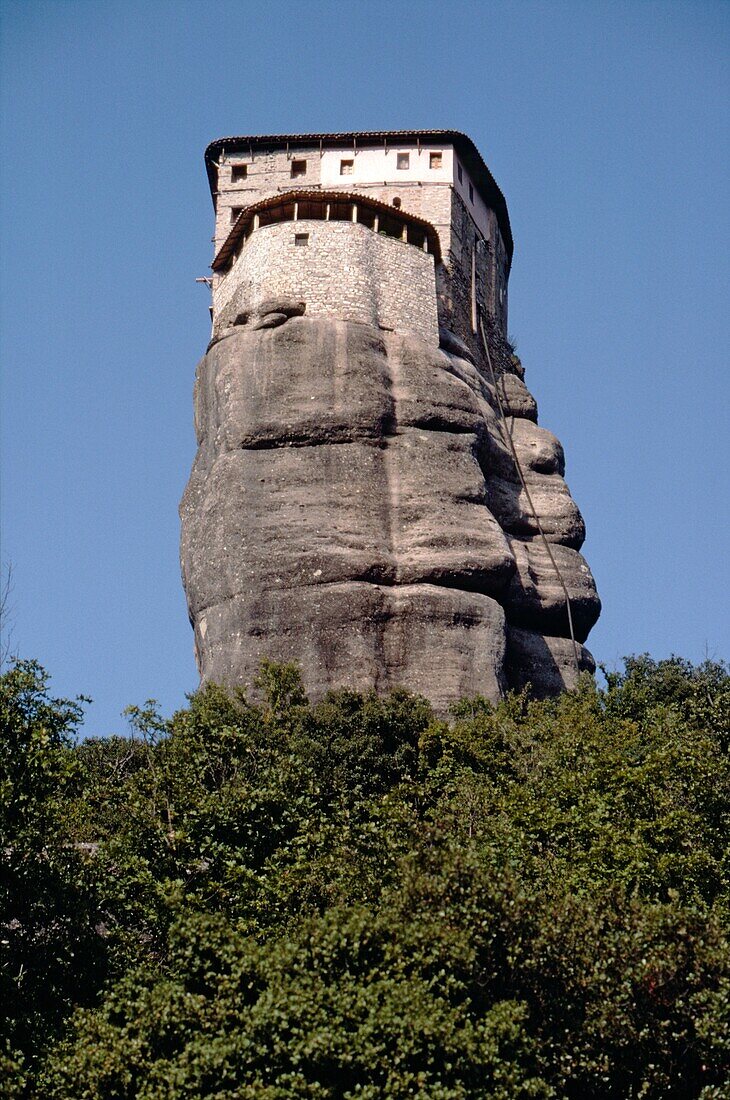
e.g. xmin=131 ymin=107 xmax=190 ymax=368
xmin=216 ymin=145 xmax=455 ymax=252
xmin=213 ymin=144 xmax=509 ymax=338
xmin=216 ymin=148 xmax=454 ymax=257
xmin=215 ymin=147 xmax=324 ymax=251
xmin=212 ymin=219 xmax=439 ymax=345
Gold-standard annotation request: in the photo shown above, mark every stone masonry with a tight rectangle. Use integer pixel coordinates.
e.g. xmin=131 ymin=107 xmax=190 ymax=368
xmin=213 ymin=220 xmax=438 ymax=345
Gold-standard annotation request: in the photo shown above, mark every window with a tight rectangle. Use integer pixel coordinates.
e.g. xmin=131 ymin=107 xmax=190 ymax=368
xmin=291 ymin=159 xmax=307 ymax=178
xmin=230 ymin=206 xmax=243 ymax=224
xmin=340 ymin=159 xmax=354 ymax=175
xmin=429 ymin=151 xmax=442 ymax=169
xmin=294 ymin=233 xmax=309 ymax=246
xmin=392 ymin=197 xmax=401 ymax=208
xmin=457 ymin=163 xmax=463 ymax=183
xmin=397 ymin=152 xmax=410 ymax=170
xmin=469 ymin=182 xmax=474 ymax=203
xmin=231 ymin=164 xmax=247 ymax=182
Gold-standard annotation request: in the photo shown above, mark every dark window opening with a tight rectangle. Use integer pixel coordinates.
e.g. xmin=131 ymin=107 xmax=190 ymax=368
xmin=230 ymin=207 xmax=243 ymax=224
xmin=379 ymin=214 xmax=404 ymax=239
xmin=294 ymin=233 xmax=309 ymax=246
xmin=231 ymin=164 xmax=248 ymax=182
xmin=429 ymin=151 xmax=442 ymax=169
xmin=469 ymin=183 xmax=474 ymax=203
xmin=457 ymin=163 xmax=463 ymax=183
xmin=397 ymin=152 xmax=410 ymax=170
xmin=392 ymin=197 xmax=401 ymax=208
xmin=329 ymin=200 xmax=352 ymax=220
xmin=340 ymin=159 xmax=354 ymax=175
xmin=291 ymin=159 xmax=307 ymax=178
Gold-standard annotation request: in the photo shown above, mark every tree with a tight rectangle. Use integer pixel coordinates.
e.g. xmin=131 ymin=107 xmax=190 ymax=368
xmin=2 ymin=657 xmax=728 ymax=1098
xmin=0 ymin=661 xmax=104 ymax=1093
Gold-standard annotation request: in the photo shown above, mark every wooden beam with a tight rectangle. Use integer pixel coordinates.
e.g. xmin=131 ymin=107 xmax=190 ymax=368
xmin=471 ymin=245 xmax=477 ymax=333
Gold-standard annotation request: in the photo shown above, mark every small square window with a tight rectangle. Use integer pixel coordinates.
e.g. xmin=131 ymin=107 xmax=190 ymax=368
xmin=457 ymin=163 xmax=463 ymax=183
xmin=340 ymin=159 xmax=354 ymax=175
xmin=397 ymin=152 xmax=410 ymax=170
xmin=469 ymin=182 xmax=474 ymax=202
xmin=231 ymin=164 xmax=247 ymax=182
xmin=429 ymin=151 xmax=442 ymax=169
xmin=291 ymin=159 xmax=307 ymax=178
xmin=294 ymin=233 xmax=309 ymax=246
xmin=230 ymin=206 xmax=243 ymax=224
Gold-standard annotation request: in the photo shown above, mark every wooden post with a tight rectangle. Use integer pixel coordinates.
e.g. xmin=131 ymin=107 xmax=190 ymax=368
xmin=253 ymin=213 xmax=260 ymax=230
xmin=325 ymin=203 xmax=330 ymax=221
xmin=293 ymin=202 xmax=298 ymax=221
xmin=352 ymin=204 xmax=357 ymax=222
xmin=471 ymin=245 xmax=477 ymax=333
xmin=402 ymin=222 xmax=408 ymax=242
xmin=373 ymin=215 xmax=379 ymax=233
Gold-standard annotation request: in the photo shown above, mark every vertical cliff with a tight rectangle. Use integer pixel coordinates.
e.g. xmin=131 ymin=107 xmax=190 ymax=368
xmin=180 ymin=303 xmax=599 ymax=709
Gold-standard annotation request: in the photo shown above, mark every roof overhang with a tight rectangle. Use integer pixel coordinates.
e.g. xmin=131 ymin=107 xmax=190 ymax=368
xmin=212 ymin=189 xmax=443 ymax=273
xmin=204 ymin=129 xmax=513 ymax=265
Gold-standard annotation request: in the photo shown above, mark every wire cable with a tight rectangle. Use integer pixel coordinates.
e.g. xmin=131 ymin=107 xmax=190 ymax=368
xmin=478 ymin=318 xmax=580 ymax=672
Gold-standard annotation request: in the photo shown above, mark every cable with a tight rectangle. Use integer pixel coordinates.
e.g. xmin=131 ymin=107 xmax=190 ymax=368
xmin=478 ymin=318 xmax=580 ymax=672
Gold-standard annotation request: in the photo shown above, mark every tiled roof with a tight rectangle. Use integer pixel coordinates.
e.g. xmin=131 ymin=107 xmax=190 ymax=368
xmin=212 ymin=189 xmax=442 ymax=272
xmin=204 ymin=130 xmax=513 ymax=263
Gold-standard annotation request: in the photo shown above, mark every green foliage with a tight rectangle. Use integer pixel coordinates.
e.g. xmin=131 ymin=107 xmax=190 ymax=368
xmin=0 ymin=662 xmax=105 ymax=1094
xmin=1 ymin=656 xmax=728 ymax=1097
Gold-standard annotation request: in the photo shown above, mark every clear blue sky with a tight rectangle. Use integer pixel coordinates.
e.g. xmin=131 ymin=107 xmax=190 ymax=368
xmin=1 ymin=0 xmax=728 ymax=736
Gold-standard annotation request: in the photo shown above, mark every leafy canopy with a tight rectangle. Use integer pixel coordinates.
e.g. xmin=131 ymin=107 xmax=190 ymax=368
xmin=1 ymin=656 xmax=729 ymax=1098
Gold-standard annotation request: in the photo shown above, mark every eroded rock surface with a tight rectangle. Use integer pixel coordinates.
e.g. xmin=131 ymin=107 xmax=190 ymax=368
xmin=180 ymin=313 xmax=600 ymax=708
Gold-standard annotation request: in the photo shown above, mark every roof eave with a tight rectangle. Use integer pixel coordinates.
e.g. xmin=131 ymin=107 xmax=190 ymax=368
xmin=211 ymin=188 xmax=443 ymax=273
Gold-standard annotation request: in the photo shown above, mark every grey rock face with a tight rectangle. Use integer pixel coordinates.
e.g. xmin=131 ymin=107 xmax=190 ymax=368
xmin=503 ymin=539 xmax=600 ymax=642
xmin=505 ymin=627 xmax=596 ymax=698
xmin=193 ymin=583 xmax=507 ymax=714
xmin=180 ymin=315 xmax=600 ymax=706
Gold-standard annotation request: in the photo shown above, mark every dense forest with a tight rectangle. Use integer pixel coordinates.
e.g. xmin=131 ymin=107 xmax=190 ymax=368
xmin=1 ymin=655 xmax=728 ymax=1098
